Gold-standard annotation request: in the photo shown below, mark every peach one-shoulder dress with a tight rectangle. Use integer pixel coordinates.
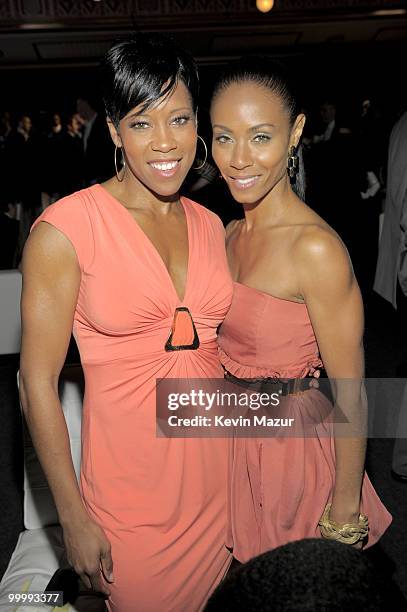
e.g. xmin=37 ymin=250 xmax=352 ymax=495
xmin=31 ymin=185 xmax=233 ymax=611
xmin=218 ymin=281 xmax=392 ymax=563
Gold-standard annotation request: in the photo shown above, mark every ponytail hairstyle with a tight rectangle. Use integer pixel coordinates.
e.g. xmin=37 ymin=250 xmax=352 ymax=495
xmin=211 ymin=56 xmax=306 ymax=200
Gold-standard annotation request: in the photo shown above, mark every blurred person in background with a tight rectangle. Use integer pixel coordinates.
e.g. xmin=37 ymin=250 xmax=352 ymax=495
xmin=0 ymin=196 xmax=19 ymax=269
xmin=15 ymin=114 xmax=42 ymax=256
xmin=58 ymin=113 xmax=85 ymax=196
xmin=0 ymin=111 xmax=15 ymax=206
xmin=312 ymin=100 xmax=337 ymax=143
xmin=44 ymin=111 xmax=65 ymax=204
xmin=46 ymin=112 xmax=84 ymax=200
xmin=306 ymin=99 xmax=381 ymax=291
xmin=49 ymin=112 xmax=63 ymax=137
xmin=359 ymin=98 xmax=388 ymax=184
xmin=356 ymin=97 xmax=386 ymax=291
xmin=0 ymin=111 xmax=12 ymax=142
xmin=306 ymin=102 xmax=362 ymax=263
xmin=374 ymin=109 xmax=407 ymax=483
xmin=17 ymin=114 xmax=33 ymax=142
xmin=76 ymin=94 xmax=114 ymax=185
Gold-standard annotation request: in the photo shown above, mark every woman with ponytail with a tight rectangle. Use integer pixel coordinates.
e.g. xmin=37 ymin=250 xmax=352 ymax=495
xmin=210 ymin=56 xmax=391 ymax=564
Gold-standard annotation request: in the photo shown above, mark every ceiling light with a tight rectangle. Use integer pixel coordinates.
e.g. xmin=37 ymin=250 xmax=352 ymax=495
xmin=256 ymin=0 xmax=274 ymax=12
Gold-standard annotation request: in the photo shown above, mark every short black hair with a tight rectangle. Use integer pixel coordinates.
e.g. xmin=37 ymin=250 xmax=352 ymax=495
xmin=205 ymin=539 xmax=386 ymax=611
xmin=101 ymin=33 xmax=199 ymax=126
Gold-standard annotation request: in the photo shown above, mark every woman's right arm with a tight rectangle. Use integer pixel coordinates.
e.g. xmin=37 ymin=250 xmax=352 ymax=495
xmin=20 ymin=222 xmax=113 ymax=594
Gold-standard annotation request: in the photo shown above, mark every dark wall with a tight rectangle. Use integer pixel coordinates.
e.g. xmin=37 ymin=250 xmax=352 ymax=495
xmin=0 ymin=40 xmax=406 ymax=121
xmin=0 ymin=355 xmax=23 ymax=580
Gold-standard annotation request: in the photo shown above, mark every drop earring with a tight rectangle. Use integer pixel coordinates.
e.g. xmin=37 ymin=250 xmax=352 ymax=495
xmin=287 ymin=145 xmax=299 ymax=178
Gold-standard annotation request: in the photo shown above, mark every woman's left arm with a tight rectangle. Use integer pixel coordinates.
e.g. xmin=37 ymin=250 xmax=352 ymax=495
xmin=296 ymin=227 xmax=366 ymax=528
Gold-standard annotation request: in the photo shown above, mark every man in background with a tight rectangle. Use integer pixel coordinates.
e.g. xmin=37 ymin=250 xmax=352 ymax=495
xmin=0 ymin=199 xmax=19 ymax=269
xmin=76 ymin=95 xmax=114 ymax=185
xmin=374 ymin=109 xmax=407 ymax=483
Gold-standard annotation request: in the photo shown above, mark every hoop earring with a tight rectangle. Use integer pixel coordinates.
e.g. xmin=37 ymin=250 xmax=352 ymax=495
xmin=192 ymin=135 xmax=208 ymax=171
xmin=287 ymin=145 xmax=299 ymax=178
xmin=114 ymin=145 xmax=126 ymax=182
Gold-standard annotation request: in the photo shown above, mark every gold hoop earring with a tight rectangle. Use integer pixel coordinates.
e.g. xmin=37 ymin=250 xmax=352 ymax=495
xmin=192 ymin=135 xmax=208 ymax=171
xmin=114 ymin=145 xmax=126 ymax=182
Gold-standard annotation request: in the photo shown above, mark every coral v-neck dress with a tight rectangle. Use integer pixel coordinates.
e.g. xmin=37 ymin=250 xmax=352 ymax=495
xmin=31 ymin=184 xmax=233 ymax=611
xmin=218 ymin=282 xmax=392 ymax=563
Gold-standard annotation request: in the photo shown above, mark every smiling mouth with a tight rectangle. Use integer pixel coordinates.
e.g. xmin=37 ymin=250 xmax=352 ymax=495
xmin=149 ymin=160 xmax=178 ymax=170
xmin=230 ymin=175 xmax=261 ymax=189
xmin=147 ymin=159 xmax=183 ymax=177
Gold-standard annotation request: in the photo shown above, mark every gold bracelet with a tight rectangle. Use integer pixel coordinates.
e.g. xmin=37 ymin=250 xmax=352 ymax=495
xmin=318 ymin=503 xmax=369 ymax=545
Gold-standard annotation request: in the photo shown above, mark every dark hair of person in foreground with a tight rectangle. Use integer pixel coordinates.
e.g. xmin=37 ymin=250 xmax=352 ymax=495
xmin=205 ymin=538 xmax=389 ymax=611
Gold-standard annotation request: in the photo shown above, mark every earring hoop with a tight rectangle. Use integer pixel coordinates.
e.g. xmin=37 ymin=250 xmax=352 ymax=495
xmin=114 ymin=145 xmax=126 ymax=182
xmin=192 ymin=135 xmax=208 ymax=171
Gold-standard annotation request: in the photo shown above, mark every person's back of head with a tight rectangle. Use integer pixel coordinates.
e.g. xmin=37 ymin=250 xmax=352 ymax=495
xmin=205 ymin=538 xmax=385 ymax=611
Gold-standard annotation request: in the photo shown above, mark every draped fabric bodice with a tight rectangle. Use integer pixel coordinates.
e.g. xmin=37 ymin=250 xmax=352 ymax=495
xmin=31 ymin=185 xmax=234 ymax=612
xmin=218 ymin=281 xmax=322 ymax=379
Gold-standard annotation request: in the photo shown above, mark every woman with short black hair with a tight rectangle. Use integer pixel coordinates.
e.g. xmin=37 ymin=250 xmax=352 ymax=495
xmin=20 ymin=34 xmax=233 ymax=611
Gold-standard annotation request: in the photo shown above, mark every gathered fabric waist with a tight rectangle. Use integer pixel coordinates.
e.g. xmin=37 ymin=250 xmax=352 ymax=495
xmin=75 ymin=322 xmax=219 ymax=364
xmin=218 ymin=344 xmax=323 ymax=381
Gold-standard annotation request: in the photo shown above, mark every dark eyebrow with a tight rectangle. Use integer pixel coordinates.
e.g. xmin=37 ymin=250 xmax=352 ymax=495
xmin=127 ymin=107 xmax=192 ymax=120
xmin=250 ymin=123 xmax=275 ymax=131
xmin=126 ymin=111 xmax=145 ymax=120
xmin=168 ymin=107 xmax=193 ymax=114
xmin=212 ymin=123 xmax=275 ymax=132
xmin=212 ymin=124 xmax=231 ymax=131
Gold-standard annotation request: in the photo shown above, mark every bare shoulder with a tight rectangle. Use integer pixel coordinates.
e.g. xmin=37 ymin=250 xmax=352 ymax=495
xmin=23 ymin=221 xmax=79 ymax=280
xmin=27 ymin=218 xmax=75 ymax=256
xmin=294 ymin=222 xmax=349 ymax=264
xmin=293 ymin=223 xmax=354 ymax=289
